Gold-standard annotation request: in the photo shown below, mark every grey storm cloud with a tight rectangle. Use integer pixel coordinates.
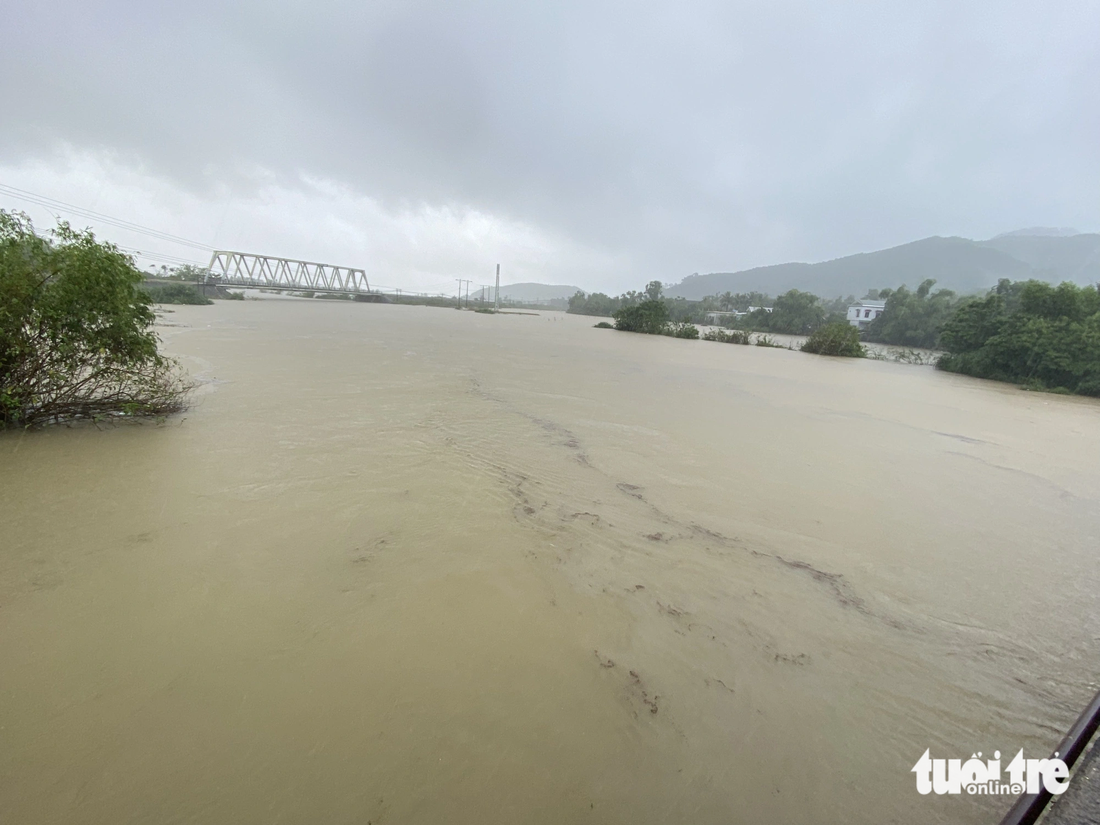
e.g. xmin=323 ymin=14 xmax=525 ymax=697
xmin=2 ymin=0 xmax=1098 ymax=288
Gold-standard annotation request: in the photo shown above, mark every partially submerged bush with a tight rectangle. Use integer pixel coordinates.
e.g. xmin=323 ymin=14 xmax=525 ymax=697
xmin=144 ymin=282 xmax=213 ymax=305
xmin=613 ymin=299 xmax=669 ymax=334
xmin=703 ymin=328 xmax=750 ymax=344
xmin=754 ymin=335 xmax=784 ymax=348
xmin=593 ymin=321 xmax=613 ymax=329
xmin=865 ymin=345 xmax=940 ymax=365
xmin=665 ymin=321 xmax=699 ymax=339
xmin=1 ymin=211 xmax=192 ymax=428
xmin=801 ymin=322 xmax=866 ymax=357
xmin=222 ymin=290 xmax=246 ymax=301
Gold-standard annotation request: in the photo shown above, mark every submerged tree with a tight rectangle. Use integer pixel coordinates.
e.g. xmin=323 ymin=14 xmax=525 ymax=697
xmin=613 ymin=299 xmax=670 ymax=334
xmin=801 ymin=322 xmax=866 ymax=357
xmin=0 ymin=211 xmax=192 ymax=428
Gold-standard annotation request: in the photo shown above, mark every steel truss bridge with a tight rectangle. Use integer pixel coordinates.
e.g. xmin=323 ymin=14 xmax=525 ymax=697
xmin=205 ymin=251 xmax=371 ymax=294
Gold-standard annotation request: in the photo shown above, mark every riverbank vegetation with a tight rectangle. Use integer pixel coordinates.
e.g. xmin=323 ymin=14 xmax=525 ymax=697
xmin=667 ymin=321 xmax=700 ymax=339
xmin=702 ymin=328 xmax=751 ymax=344
xmin=801 ymin=322 xmax=866 ymax=357
xmin=937 ymin=280 xmax=1100 ymax=395
xmin=595 ymin=276 xmax=1100 ymax=393
xmin=0 ymin=211 xmax=192 ymax=428
xmin=570 ymin=286 xmax=776 ymax=320
xmin=610 ymin=291 xmax=701 ymax=339
xmin=612 ymin=295 xmax=670 ymax=334
xmin=862 ymin=280 xmax=959 ymax=348
xmin=143 ymin=282 xmax=213 ymax=305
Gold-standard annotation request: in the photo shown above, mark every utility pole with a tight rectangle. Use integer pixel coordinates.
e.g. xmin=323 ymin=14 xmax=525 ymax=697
xmin=494 ymin=263 xmax=500 ymax=312
xmin=456 ymin=279 xmax=473 ymax=308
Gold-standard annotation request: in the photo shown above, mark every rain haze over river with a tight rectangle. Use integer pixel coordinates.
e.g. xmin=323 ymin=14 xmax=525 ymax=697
xmin=2 ymin=300 xmax=1098 ymax=824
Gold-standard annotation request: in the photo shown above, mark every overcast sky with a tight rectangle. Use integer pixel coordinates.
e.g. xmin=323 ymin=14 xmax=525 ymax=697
xmin=2 ymin=1 xmax=1097 ymax=294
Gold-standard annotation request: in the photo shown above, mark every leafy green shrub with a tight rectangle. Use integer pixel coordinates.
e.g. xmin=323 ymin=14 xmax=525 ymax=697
xmin=801 ymin=322 xmax=866 ymax=357
xmin=703 ymin=328 xmax=750 ymax=344
xmin=665 ymin=322 xmax=699 ymax=339
xmin=222 ymin=290 xmax=245 ymax=301
xmin=144 ymin=283 xmax=213 ymax=305
xmin=613 ymin=300 xmax=669 ymax=334
xmin=1 ymin=211 xmax=192 ymax=428
xmin=593 ymin=321 xmax=613 ymax=329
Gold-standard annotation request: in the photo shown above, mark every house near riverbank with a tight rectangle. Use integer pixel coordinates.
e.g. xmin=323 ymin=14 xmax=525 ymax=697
xmin=703 ymin=310 xmax=742 ymax=324
xmin=704 ymin=306 xmax=773 ymax=325
xmin=847 ymin=299 xmax=886 ymax=329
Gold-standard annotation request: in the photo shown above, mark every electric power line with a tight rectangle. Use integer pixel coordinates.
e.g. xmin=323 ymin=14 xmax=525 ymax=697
xmin=118 ymin=247 xmax=208 ymax=268
xmin=0 ymin=182 xmax=214 ymax=252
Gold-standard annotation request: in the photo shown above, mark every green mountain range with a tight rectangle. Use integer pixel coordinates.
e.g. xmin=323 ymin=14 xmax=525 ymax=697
xmin=664 ymin=231 xmax=1100 ymax=300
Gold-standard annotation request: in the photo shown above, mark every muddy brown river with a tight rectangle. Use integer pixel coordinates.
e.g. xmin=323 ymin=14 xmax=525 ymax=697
xmin=2 ymin=300 xmax=1098 ymax=824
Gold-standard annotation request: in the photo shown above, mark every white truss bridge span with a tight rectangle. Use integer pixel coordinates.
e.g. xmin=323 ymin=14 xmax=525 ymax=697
xmin=206 ymin=251 xmax=371 ymax=294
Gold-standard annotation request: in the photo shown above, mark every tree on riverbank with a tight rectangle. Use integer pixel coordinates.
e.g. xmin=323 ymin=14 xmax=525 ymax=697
xmin=762 ymin=289 xmax=827 ymax=334
xmin=0 ymin=211 xmax=192 ymax=428
xmin=862 ymin=279 xmax=959 ymax=348
xmin=937 ymin=279 xmax=1100 ymax=396
xmin=613 ymin=299 xmax=669 ymax=334
xmin=568 ymin=290 xmax=623 ymax=316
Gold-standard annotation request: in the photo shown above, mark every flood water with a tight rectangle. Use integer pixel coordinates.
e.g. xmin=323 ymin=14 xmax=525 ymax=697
xmin=2 ymin=300 xmax=1098 ymax=824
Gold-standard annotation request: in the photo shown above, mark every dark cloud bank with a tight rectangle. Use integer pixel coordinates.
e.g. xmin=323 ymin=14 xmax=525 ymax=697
xmin=2 ymin=0 xmax=1097 ymax=293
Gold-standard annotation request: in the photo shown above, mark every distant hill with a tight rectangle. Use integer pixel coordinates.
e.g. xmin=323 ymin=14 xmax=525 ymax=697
xmin=977 ymin=234 xmax=1100 ymax=283
xmin=665 ymin=233 xmax=1100 ymax=300
xmin=469 ymin=282 xmax=581 ymax=303
xmin=994 ymin=227 xmax=1080 ymax=238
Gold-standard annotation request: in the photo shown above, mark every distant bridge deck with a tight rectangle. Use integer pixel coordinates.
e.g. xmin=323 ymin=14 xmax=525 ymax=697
xmin=205 ymin=250 xmax=372 ymax=294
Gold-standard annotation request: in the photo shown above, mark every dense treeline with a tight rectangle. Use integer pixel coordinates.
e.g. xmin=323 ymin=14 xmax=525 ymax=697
xmin=569 ymin=283 xmax=777 ymax=321
xmin=591 ymin=275 xmax=1100 ymax=394
xmin=937 ymin=280 xmax=1100 ymax=395
xmin=608 ymin=292 xmax=865 ymax=357
xmin=862 ymin=279 xmax=959 ymax=348
xmin=569 ymin=281 xmax=856 ymax=333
